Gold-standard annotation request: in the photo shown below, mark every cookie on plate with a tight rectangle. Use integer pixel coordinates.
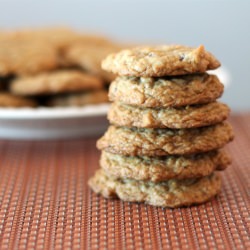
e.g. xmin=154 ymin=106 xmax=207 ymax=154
xmin=4 ymin=27 xmax=80 ymax=50
xmin=102 ymin=45 xmax=220 ymax=77
xmin=109 ymin=74 xmax=224 ymax=107
xmin=65 ymin=42 xmax=121 ymax=82
xmin=0 ymin=35 xmax=58 ymax=76
xmin=108 ymin=102 xmax=230 ymax=129
xmin=88 ymin=169 xmax=221 ymax=208
xmin=32 ymin=27 xmax=117 ymax=67
xmin=10 ymin=70 xmax=103 ymax=96
xmin=47 ymin=90 xmax=108 ymax=107
xmin=97 ymin=123 xmax=234 ymax=156
xmin=100 ymin=150 xmax=231 ymax=182
xmin=0 ymin=92 xmax=37 ymax=107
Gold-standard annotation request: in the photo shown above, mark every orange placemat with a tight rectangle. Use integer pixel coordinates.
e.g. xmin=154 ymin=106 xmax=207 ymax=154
xmin=0 ymin=114 xmax=249 ymax=249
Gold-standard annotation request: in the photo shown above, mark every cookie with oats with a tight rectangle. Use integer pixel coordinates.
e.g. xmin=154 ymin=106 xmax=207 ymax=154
xmin=65 ymin=42 xmax=121 ymax=82
xmin=108 ymin=102 xmax=230 ymax=129
xmin=109 ymin=74 xmax=224 ymax=107
xmin=102 ymin=45 xmax=220 ymax=77
xmin=100 ymin=150 xmax=231 ymax=182
xmin=97 ymin=123 xmax=234 ymax=156
xmin=47 ymin=90 xmax=108 ymax=107
xmin=0 ymin=35 xmax=58 ymax=76
xmin=88 ymin=169 xmax=221 ymax=208
xmin=10 ymin=70 xmax=103 ymax=96
xmin=6 ymin=27 xmax=80 ymax=50
xmin=1 ymin=27 xmax=113 ymax=50
xmin=0 ymin=92 xmax=37 ymax=107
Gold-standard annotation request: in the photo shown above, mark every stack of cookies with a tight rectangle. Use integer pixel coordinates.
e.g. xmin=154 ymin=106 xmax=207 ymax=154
xmin=0 ymin=27 xmax=121 ymax=108
xmin=89 ymin=45 xmax=234 ymax=208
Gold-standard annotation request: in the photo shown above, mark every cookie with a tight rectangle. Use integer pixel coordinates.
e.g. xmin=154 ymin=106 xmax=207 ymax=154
xmin=0 ymin=92 xmax=37 ymax=107
xmin=88 ymin=169 xmax=221 ymax=208
xmin=97 ymin=123 xmax=234 ymax=156
xmin=109 ymin=74 xmax=224 ymax=108
xmin=65 ymin=42 xmax=121 ymax=82
xmin=108 ymin=102 xmax=230 ymax=129
xmin=100 ymin=150 xmax=231 ymax=182
xmin=0 ymin=34 xmax=58 ymax=76
xmin=102 ymin=45 xmax=220 ymax=77
xmin=7 ymin=27 xmax=80 ymax=50
xmin=47 ymin=90 xmax=108 ymax=107
xmin=10 ymin=70 xmax=103 ymax=96
xmin=32 ymin=28 xmax=116 ymax=67
xmin=1 ymin=27 xmax=112 ymax=51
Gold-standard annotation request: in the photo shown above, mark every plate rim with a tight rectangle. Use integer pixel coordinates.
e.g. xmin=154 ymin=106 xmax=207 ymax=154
xmin=0 ymin=103 xmax=110 ymax=120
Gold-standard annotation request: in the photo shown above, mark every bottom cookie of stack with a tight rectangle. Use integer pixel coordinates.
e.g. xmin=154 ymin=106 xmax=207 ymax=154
xmin=88 ymin=169 xmax=221 ymax=208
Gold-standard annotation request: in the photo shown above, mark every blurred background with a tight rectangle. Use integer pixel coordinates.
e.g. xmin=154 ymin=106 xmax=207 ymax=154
xmin=0 ymin=0 xmax=249 ymax=112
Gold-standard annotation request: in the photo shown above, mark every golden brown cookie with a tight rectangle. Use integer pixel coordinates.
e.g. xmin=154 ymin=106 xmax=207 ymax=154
xmin=1 ymin=27 xmax=112 ymax=51
xmin=102 ymin=45 xmax=220 ymax=77
xmin=88 ymin=169 xmax=221 ymax=208
xmin=6 ymin=27 xmax=80 ymax=50
xmin=97 ymin=123 xmax=234 ymax=156
xmin=47 ymin=90 xmax=108 ymax=107
xmin=0 ymin=92 xmax=37 ymax=107
xmin=0 ymin=34 xmax=59 ymax=76
xmin=30 ymin=28 xmax=116 ymax=67
xmin=0 ymin=27 xmax=118 ymax=76
xmin=65 ymin=42 xmax=122 ymax=82
xmin=108 ymin=102 xmax=230 ymax=129
xmin=109 ymin=74 xmax=224 ymax=107
xmin=10 ymin=70 xmax=103 ymax=96
xmin=100 ymin=150 xmax=231 ymax=182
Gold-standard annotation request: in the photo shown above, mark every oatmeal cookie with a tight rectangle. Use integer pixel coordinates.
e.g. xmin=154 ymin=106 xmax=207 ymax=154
xmin=1 ymin=27 xmax=113 ymax=51
xmin=109 ymin=74 xmax=224 ymax=107
xmin=6 ymin=27 xmax=80 ymax=50
xmin=97 ymin=123 xmax=234 ymax=156
xmin=47 ymin=90 xmax=108 ymax=107
xmin=65 ymin=42 xmax=121 ymax=82
xmin=0 ymin=92 xmax=37 ymax=107
xmin=10 ymin=70 xmax=103 ymax=95
xmin=108 ymin=102 xmax=230 ymax=129
xmin=100 ymin=150 xmax=231 ymax=182
xmin=102 ymin=45 xmax=220 ymax=77
xmin=88 ymin=169 xmax=221 ymax=208
xmin=0 ymin=35 xmax=58 ymax=76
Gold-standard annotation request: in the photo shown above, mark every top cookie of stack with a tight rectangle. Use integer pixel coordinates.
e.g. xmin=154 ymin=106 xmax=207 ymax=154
xmin=88 ymin=45 xmax=234 ymax=208
xmin=0 ymin=27 xmax=121 ymax=108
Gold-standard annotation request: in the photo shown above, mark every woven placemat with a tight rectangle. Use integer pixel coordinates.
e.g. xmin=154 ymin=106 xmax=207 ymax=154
xmin=0 ymin=114 xmax=249 ymax=249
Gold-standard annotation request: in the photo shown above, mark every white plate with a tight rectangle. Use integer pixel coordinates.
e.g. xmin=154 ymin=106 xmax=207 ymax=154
xmin=0 ymin=104 xmax=110 ymax=140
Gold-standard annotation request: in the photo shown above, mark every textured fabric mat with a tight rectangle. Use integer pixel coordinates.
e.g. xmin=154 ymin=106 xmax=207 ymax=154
xmin=0 ymin=114 xmax=249 ymax=249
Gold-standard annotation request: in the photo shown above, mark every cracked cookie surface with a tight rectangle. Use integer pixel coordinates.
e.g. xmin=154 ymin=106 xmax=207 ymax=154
xmin=88 ymin=169 xmax=221 ymax=208
xmin=102 ymin=45 xmax=220 ymax=77
xmin=109 ymin=74 xmax=224 ymax=107
xmin=97 ymin=123 xmax=234 ymax=156
xmin=100 ymin=150 xmax=231 ymax=182
xmin=108 ymin=102 xmax=230 ymax=129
